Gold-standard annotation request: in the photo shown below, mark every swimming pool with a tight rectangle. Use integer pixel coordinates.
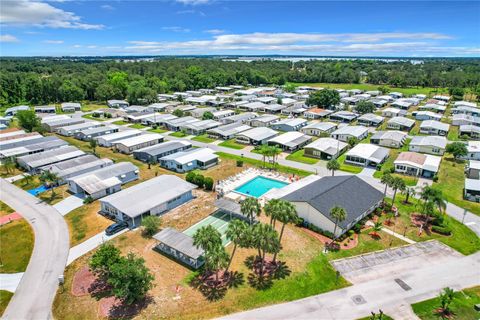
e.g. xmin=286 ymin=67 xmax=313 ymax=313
xmin=234 ymin=176 xmax=288 ymax=198
xmin=28 ymin=185 xmax=51 ymax=196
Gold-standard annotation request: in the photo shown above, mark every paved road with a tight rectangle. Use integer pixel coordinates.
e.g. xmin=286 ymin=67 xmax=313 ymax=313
xmin=221 ymin=251 xmax=480 ymax=320
xmin=0 ymin=179 xmax=70 ymax=320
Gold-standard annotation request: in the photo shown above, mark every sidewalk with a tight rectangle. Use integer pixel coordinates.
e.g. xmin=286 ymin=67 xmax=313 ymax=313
xmin=366 ymin=221 xmax=416 ymax=244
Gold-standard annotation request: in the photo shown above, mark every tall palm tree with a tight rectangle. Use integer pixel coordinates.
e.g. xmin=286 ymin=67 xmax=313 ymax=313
xmin=381 ymin=172 xmax=393 ymax=200
xmin=40 ymin=170 xmax=59 ymax=197
xmin=193 ymin=226 xmax=223 ymax=263
xmin=251 ymin=223 xmax=280 ymax=275
xmin=401 ymin=186 xmax=416 ymax=204
xmin=272 ymin=200 xmax=298 ymax=262
xmin=240 ymin=197 xmax=261 ymax=225
xmin=269 ymin=145 xmax=282 ymax=168
xmin=327 ymin=159 xmax=340 ymax=176
xmin=225 ymin=219 xmax=248 ymax=273
xmin=390 ymin=177 xmax=406 ymax=205
xmin=330 ymin=206 xmax=347 ymax=241
xmin=259 ymin=144 xmax=270 ymax=168
xmin=420 ymin=185 xmax=446 ymax=214
xmin=205 ymin=246 xmax=230 ymax=282
xmin=264 ymin=198 xmax=280 ymax=226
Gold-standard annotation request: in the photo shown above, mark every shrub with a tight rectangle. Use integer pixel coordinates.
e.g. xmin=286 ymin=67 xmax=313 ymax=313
xmin=92 ymin=113 xmax=100 ymax=118
xmin=204 ymin=177 xmax=214 ymax=191
xmin=106 ymin=113 xmax=112 ymax=118
xmin=433 ymin=174 xmax=439 ymax=182
xmin=141 ymin=216 xmax=162 ymax=237
xmin=352 ymin=223 xmax=362 ymax=234
xmin=193 ymin=174 xmax=205 ymax=188
xmin=83 ymin=196 xmax=93 ymax=204
xmin=236 ymin=160 xmax=244 ymax=167
xmin=185 ymin=171 xmax=196 ymax=183
xmin=376 ymin=164 xmax=382 ymax=171
xmin=347 ymin=230 xmax=355 ymax=237
xmin=389 ymin=167 xmax=395 ymax=173
xmin=432 ymin=225 xmax=452 ymax=236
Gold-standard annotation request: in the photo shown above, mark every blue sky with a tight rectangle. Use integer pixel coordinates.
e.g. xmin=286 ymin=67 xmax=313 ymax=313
xmin=0 ymin=0 xmax=479 ymax=57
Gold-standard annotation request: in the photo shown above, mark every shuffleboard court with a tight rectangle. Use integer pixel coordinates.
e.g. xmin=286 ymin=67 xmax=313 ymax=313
xmin=183 ymin=211 xmax=233 ymax=246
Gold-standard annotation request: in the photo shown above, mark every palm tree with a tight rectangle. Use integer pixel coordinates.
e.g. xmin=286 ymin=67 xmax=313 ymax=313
xmin=225 ymin=219 xmax=248 ymax=273
xmin=330 ymin=206 xmax=347 ymax=241
xmin=193 ymin=225 xmax=222 ymax=254
xmin=3 ymin=157 xmax=15 ymax=175
xmin=264 ymin=198 xmax=280 ymax=226
xmin=380 ymin=172 xmax=393 ymax=200
xmin=327 ymin=159 xmax=340 ymax=176
xmin=272 ymin=200 xmax=298 ymax=262
xmin=438 ymin=287 xmax=455 ymax=316
xmin=240 ymin=197 xmax=261 ymax=225
xmin=371 ymin=221 xmax=383 ymax=238
xmin=269 ymin=145 xmax=282 ymax=168
xmin=251 ymin=223 xmax=280 ymax=276
xmin=40 ymin=170 xmax=59 ymax=197
xmin=390 ymin=177 xmax=406 ymax=205
xmin=89 ymin=138 xmax=97 ymax=155
xmin=205 ymin=246 xmax=230 ymax=282
xmin=420 ymin=185 xmax=446 ymax=214
xmin=259 ymin=144 xmax=270 ymax=168
xmin=401 ymin=186 xmax=416 ymax=204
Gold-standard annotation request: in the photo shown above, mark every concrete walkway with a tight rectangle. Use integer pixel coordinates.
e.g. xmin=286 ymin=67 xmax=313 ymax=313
xmin=0 ymin=273 xmax=24 ymax=292
xmin=221 ymin=251 xmax=480 ymax=320
xmin=0 ymin=179 xmax=70 ymax=320
xmin=53 ymin=194 xmax=84 ymax=216
xmin=366 ymin=221 xmax=416 ymax=244
xmin=67 ymin=228 xmax=129 ymax=266
xmin=4 ymin=173 xmax=29 ymax=183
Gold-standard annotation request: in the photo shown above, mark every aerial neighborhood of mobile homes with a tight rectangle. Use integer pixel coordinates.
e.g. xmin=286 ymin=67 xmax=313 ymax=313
xmin=1 ymin=80 xmax=480 ymax=319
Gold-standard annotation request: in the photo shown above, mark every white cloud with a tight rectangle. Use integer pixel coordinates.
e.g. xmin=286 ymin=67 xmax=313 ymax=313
xmin=175 ymin=0 xmax=211 ymax=5
xmin=0 ymin=34 xmax=20 ymax=42
xmin=87 ymin=45 xmax=97 ymax=49
xmin=43 ymin=40 xmax=64 ymax=44
xmin=204 ymin=29 xmax=225 ymax=35
xmin=1 ymin=0 xmax=104 ymax=30
xmin=72 ymin=44 xmax=82 ymax=48
xmin=162 ymin=26 xmax=190 ymax=33
xmin=101 ymin=4 xmax=115 ymax=10
xmin=124 ymin=31 xmax=476 ymax=56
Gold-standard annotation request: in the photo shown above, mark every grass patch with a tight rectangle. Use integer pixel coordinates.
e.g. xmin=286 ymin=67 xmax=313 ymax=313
xmin=148 ymin=128 xmax=168 ymax=134
xmin=434 ymin=157 xmax=480 ymax=216
xmin=357 ymin=315 xmax=393 ymax=320
xmin=12 ymin=175 xmax=42 ymax=190
xmin=129 ymin=123 xmax=147 ymax=129
xmin=80 ymin=102 xmax=107 ymax=112
xmin=0 ymin=290 xmax=13 ymax=316
xmin=218 ymin=139 xmax=246 ymax=150
xmin=0 ymin=201 xmax=14 ymax=216
xmin=170 ymin=131 xmax=188 ymax=137
xmin=112 ymin=120 xmax=128 ymax=125
xmin=0 ymin=166 xmax=24 ymax=178
xmin=411 ymin=286 xmax=480 ymax=320
xmin=82 ymin=114 xmax=107 ymax=121
xmin=337 ymin=153 xmax=363 ymax=174
xmin=285 ymin=149 xmax=319 ymax=165
xmin=327 ymin=230 xmax=407 ymax=260
xmin=447 ymin=126 xmax=459 ymax=141
xmin=0 ymin=218 xmax=34 ymax=273
xmin=216 ymin=152 xmax=312 ymax=177
xmin=382 ymin=195 xmax=480 ymax=255
xmin=64 ymin=201 xmax=113 ymax=247
xmin=191 ymin=134 xmax=216 ymax=143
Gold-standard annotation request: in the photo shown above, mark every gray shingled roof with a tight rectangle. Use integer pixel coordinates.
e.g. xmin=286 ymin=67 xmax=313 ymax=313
xmin=283 ymin=176 xmax=383 ymax=229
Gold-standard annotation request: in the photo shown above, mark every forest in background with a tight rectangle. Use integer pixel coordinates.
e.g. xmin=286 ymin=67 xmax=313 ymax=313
xmin=1 ymin=57 xmax=479 ymax=107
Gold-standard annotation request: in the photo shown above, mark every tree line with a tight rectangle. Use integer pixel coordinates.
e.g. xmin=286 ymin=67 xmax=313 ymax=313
xmin=1 ymin=58 xmax=480 ymax=107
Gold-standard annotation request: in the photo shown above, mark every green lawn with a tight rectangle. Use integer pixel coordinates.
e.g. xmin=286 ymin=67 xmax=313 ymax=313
xmin=0 ymin=201 xmax=14 ymax=216
xmin=129 ymin=123 xmax=147 ymax=129
xmin=411 ymin=286 xmax=480 ymax=320
xmin=0 ymin=218 xmax=34 ymax=273
xmin=236 ymin=253 xmax=349 ymax=309
xmin=0 ymin=290 xmax=13 ymax=316
xmin=290 ymin=82 xmax=449 ymax=96
xmin=384 ymin=195 xmax=480 ymax=255
xmin=80 ymin=102 xmax=107 ymax=112
xmin=327 ymin=230 xmax=407 ymax=260
xmin=82 ymin=114 xmax=107 ymax=121
xmin=216 ymin=152 xmax=312 ymax=177
xmin=434 ymin=157 xmax=480 ymax=216
xmin=357 ymin=315 xmax=393 ymax=320
xmin=191 ymin=134 xmax=216 ymax=143
xmin=12 ymin=175 xmax=43 ymax=190
xmin=148 ymin=128 xmax=168 ymax=134
xmin=218 ymin=139 xmax=246 ymax=150
xmin=111 ymin=120 xmax=128 ymax=125
xmin=170 ymin=131 xmax=188 ymax=137
xmin=447 ymin=126 xmax=459 ymax=141
xmin=373 ymin=143 xmax=418 ymax=186
xmin=285 ymin=149 xmax=319 ymax=165
xmin=337 ymin=153 xmax=363 ymax=174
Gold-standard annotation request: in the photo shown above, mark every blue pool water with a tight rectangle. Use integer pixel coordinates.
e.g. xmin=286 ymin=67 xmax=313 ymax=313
xmin=234 ymin=176 xmax=288 ymax=198
xmin=28 ymin=185 xmax=51 ymax=196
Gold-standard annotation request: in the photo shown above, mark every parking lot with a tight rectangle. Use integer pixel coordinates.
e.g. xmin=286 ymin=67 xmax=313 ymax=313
xmin=331 ymin=240 xmax=462 ymax=284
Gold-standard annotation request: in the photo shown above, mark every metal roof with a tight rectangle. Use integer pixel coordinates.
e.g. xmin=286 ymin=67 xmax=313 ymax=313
xmin=160 ymin=147 xmax=218 ymax=165
xmin=1 ymin=137 xmax=68 ymax=158
xmin=18 ymin=146 xmax=85 ymax=169
xmin=153 ymin=228 xmax=203 ymax=259
xmin=114 ymin=133 xmax=163 ymax=148
xmin=304 ymin=138 xmax=347 ymax=156
xmin=134 ymin=140 xmax=192 ymax=157
xmin=236 ymin=127 xmax=278 ymax=141
xmin=101 ymin=175 xmax=196 ymax=218
xmin=40 ymin=155 xmax=113 ymax=179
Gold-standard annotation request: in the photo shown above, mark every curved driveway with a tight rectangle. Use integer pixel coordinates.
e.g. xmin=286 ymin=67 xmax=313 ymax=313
xmin=0 ymin=178 xmax=70 ymax=320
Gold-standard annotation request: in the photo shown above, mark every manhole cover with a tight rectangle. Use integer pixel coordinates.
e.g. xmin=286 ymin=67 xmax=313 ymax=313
xmin=394 ymin=278 xmax=411 ymax=291
xmin=351 ymin=295 xmax=367 ymax=305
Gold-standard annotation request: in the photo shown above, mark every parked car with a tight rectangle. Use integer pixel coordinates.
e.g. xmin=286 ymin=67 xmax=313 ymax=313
xmin=105 ymin=221 xmax=128 ymax=236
